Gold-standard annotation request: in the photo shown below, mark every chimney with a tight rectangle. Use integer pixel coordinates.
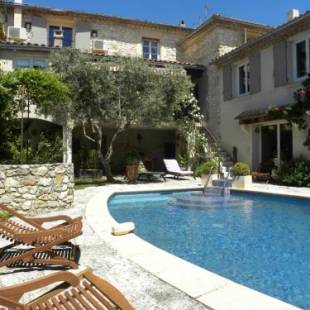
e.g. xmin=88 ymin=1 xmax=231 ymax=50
xmin=287 ymin=9 xmax=300 ymax=21
xmin=179 ymin=20 xmax=186 ymax=28
xmin=13 ymin=0 xmax=23 ymax=28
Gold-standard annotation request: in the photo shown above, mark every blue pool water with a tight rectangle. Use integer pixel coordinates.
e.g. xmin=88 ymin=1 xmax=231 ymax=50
xmin=108 ymin=190 xmax=310 ymax=309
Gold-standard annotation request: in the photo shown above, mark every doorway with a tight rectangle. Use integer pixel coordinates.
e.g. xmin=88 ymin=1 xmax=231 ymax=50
xmin=259 ymin=123 xmax=292 ymax=172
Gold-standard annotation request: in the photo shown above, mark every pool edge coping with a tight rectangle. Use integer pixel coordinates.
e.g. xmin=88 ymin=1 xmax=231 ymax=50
xmin=85 ymin=184 xmax=303 ymax=310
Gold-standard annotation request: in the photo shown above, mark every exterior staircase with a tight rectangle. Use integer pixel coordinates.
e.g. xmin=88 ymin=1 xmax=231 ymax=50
xmin=202 ymin=125 xmax=234 ymax=185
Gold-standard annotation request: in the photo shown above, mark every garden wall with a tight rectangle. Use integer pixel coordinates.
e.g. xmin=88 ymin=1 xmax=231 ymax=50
xmin=0 ymin=164 xmax=74 ymax=212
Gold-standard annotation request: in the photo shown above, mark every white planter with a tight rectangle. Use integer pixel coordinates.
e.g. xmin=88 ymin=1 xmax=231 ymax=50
xmin=232 ymin=175 xmax=252 ymax=189
xmin=201 ymin=174 xmax=218 ymax=187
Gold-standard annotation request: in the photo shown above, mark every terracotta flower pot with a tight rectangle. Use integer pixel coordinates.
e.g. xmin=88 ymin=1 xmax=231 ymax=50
xmin=126 ymin=164 xmax=139 ymax=183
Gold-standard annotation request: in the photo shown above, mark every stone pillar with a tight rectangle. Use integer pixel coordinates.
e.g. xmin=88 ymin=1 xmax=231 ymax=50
xmin=63 ymin=125 xmax=73 ymax=164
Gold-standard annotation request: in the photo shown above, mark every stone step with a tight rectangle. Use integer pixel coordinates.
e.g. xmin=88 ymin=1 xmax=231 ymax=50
xmin=220 ymin=166 xmax=232 ymax=173
xmin=204 ymin=186 xmax=231 ymax=197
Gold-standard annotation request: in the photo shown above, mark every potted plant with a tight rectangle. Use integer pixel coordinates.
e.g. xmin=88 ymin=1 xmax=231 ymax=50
xmin=125 ymin=152 xmax=139 ymax=183
xmin=231 ymin=162 xmax=252 ymax=189
xmin=195 ymin=160 xmax=218 ymax=187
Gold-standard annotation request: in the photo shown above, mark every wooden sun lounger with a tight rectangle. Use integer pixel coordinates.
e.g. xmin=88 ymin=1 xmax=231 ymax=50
xmin=0 ymin=204 xmax=82 ymax=269
xmin=0 ymin=267 xmax=134 ymax=309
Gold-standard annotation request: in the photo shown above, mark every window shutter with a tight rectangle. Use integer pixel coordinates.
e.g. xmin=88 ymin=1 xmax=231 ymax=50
xmin=76 ymin=21 xmax=91 ymax=51
xmin=250 ymin=51 xmax=261 ymax=94
xmin=274 ymin=41 xmax=288 ymax=87
xmin=32 ymin=15 xmax=47 ymax=27
xmin=30 ymin=15 xmax=47 ymax=45
xmin=223 ymin=64 xmax=233 ymax=101
xmin=286 ymin=40 xmax=294 ymax=84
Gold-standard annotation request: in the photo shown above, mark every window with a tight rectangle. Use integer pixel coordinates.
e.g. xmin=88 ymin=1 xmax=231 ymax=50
xmin=238 ymin=63 xmax=250 ymax=95
xmin=296 ymin=40 xmax=307 ymax=78
xmin=143 ymin=39 xmax=159 ymax=60
xmin=48 ymin=25 xmax=73 ymax=47
xmin=16 ymin=58 xmax=48 ymax=69
xmin=91 ymin=30 xmax=98 ymax=38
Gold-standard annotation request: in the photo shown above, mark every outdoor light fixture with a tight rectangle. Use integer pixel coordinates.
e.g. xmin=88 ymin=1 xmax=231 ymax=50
xmin=25 ymin=22 xmax=32 ymax=31
xmin=91 ymin=30 xmax=98 ymax=38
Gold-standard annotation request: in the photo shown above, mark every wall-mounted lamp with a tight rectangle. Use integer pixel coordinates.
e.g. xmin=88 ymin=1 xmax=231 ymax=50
xmin=25 ymin=22 xmax=32 ymax=31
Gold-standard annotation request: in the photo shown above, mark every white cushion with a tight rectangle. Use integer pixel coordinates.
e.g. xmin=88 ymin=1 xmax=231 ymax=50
xmin=112 ymin=222 xmax=135 ymax=236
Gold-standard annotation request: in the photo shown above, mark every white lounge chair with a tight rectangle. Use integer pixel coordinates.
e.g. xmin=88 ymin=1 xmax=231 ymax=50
xmin=163 ymin=159 xmax=195 ymax=179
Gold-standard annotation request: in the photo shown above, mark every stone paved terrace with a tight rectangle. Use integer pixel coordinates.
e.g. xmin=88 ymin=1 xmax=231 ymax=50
xmin=0 ymin=178 xmax=206 ymax=310
xmin=0 ymin=178 xmax=309 ymax=309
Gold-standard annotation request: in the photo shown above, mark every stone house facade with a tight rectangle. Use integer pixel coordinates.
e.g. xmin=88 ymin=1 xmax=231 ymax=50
xmin=0 ymin=0 xmax=271 ymax=173
xmin=179 ymin=16 xmax=270 ymax=139
xmin=214 ymin=10 xmax=310 ymax=170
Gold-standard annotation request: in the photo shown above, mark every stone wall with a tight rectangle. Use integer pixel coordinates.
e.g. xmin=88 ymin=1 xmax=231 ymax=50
xmin=0 ymin=164 xmax=74 ymax=212
xmin=180 ymin=27 xmax=244 ymax=141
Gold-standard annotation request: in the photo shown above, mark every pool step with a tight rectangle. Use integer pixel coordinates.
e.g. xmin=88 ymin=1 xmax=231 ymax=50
xmin=170 ymin=194 xmax=245 ymax=208
xmin=204 ymin=186 xmax=231 ymax=197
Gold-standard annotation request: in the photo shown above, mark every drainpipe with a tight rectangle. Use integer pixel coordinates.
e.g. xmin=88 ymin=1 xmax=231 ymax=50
xmin=13 ymin=0 xmax=23 ymax=28
xmin=243 ymin=28 xmax=248 ymax=44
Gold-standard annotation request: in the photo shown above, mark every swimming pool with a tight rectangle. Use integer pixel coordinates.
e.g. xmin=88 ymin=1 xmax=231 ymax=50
xmin=108 ymin=190 xmax=310 ymax=309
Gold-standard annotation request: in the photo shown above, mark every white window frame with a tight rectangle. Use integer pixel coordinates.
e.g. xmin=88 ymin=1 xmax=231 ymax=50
xmin=237 ymin=62 xmax=250 ymax=96
xmin=294 ymin=39 xmax=309 ymax=81
xmin=15 ymin=58 xmax=48 ymax=69
xmin=142 ymin=39 xmax=160 ymax=61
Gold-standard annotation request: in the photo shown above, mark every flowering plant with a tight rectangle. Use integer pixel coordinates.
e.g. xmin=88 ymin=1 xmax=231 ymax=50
xmin=268 ymin=74 xmax=310 ymax=148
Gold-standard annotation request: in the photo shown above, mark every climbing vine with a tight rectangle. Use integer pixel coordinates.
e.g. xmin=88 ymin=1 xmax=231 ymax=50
xmin=268 ymin=74 xmax=310 ymax=148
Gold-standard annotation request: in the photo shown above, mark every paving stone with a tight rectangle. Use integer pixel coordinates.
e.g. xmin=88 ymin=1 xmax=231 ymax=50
xmin=0 ymin=180 xmax=205 ymax=310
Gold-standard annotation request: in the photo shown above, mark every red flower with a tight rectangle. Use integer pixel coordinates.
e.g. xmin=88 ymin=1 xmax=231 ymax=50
xmin=304 ymin=138 xmax=310 ymax=146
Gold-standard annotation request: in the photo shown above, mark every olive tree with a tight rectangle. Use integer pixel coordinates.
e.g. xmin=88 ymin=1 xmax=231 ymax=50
xmin=49 ymin=49 xmax=200 ymax=181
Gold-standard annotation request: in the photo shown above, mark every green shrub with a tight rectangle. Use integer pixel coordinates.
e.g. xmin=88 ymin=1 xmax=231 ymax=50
xmin=195 ymin=160 xmax=217 ymax=177
xmin=231 ymin=162 xmax=250 ymax=176
xmin=126 ymin=151 xmax=139 ymax=165
xmin=178 ymin=153 xmax=189 ymax=169
xmin=5 ymin=133 xmax=62 ymax=164
xmin=277 ymin=160 xmax=310 ymax=187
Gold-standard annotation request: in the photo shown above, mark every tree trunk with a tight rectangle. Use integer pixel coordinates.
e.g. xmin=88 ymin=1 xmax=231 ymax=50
xmin=92 ymin=126 xmax=114 ymax=182
xmin=82 ymin=122 xmax=126 ymax=182
xmin=100 ymin=124 xmax=126 ymax=182
xmin=20 ymin=103 xmax=24 ymax=164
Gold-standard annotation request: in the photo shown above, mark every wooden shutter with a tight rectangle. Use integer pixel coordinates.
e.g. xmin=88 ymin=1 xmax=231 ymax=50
xmin=286 ymin=40 xmax=294 ymax=84
xmin=273 ymin=41 xmax=288 ymax=87
xmin=76 ymin=21 xmax=91 ymax=51
xmin=223 ymin=64 xmax=233 ymax=101
xmin=249 ymin=51 xmax=261 ymax=94
xmin=30 ymin=15 xmax=47 ymax=45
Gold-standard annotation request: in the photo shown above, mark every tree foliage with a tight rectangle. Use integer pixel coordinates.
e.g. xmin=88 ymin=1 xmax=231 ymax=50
xmin=0 ymin=68 xmax=69 ymax=163
xmin=49 ymin=49 xmax=201 ymax=180
xmin=0 ymin=71 xmax=16 ymax=161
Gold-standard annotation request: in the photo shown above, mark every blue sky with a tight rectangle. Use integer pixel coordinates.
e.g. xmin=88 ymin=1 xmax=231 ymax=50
xmin=26 ymin=0 xmax=309 ymax=28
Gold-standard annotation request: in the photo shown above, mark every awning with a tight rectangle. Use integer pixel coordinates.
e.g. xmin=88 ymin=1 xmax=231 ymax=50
xmin=235 ymin=106 xmax=285 ymax=124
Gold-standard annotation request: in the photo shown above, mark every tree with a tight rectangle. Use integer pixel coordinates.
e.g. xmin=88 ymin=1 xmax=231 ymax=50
xmin=0 ymin=71 xmax=16 ymax=161
xmin=49 ymin=49 xmax=200 ymax=181
xmin=1 ymin=68 xmax=69 ymax=163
